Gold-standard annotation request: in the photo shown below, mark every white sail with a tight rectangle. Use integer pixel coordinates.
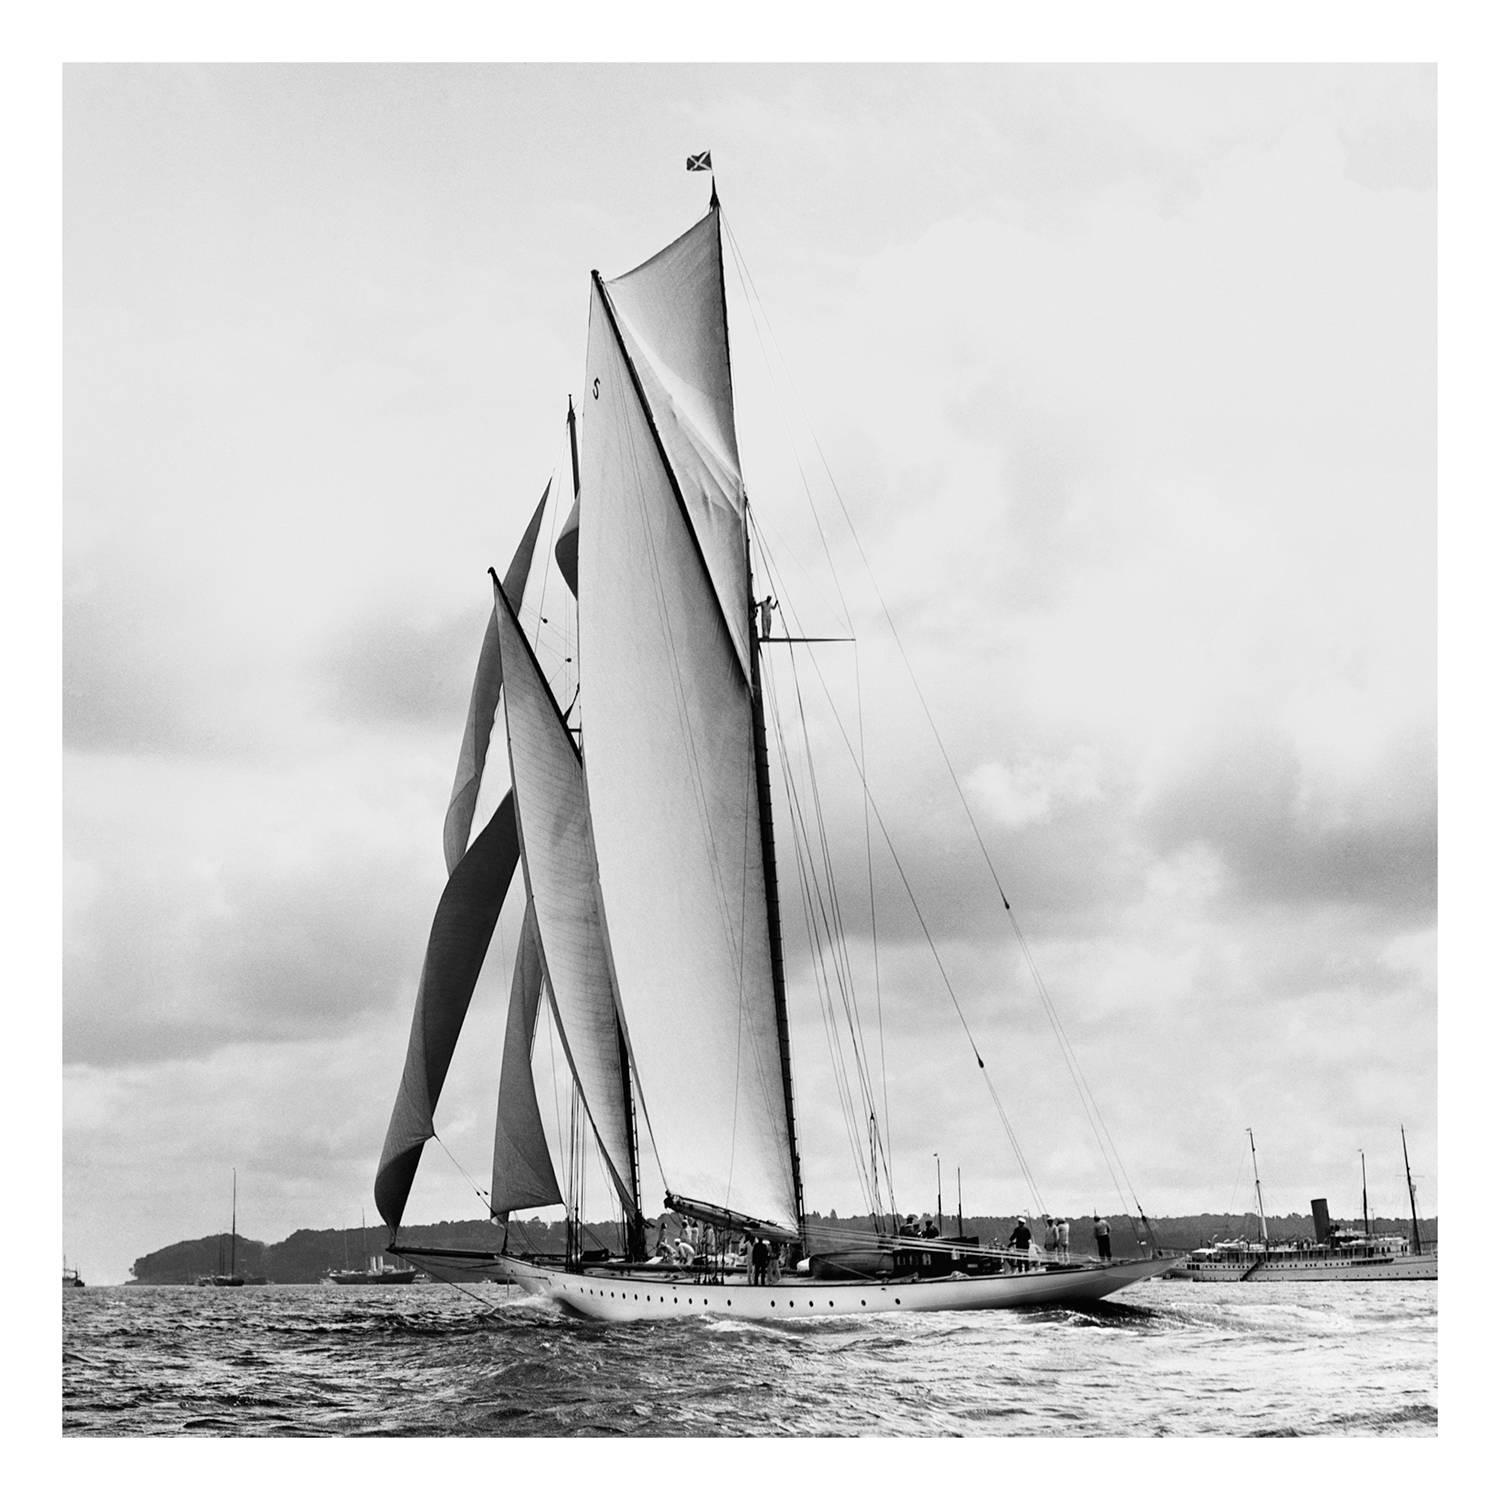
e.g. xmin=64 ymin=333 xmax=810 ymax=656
xmin=443 ymin=484 xmax=550 ymax=873
xmin=491 ymin=576 xmax=638 ymax=1211
xmin=490 ymin=902 xmax=563 ymax=1215
xmin=577 ymin=268 xmax=798 ymax=1232
xmin=605 ymin=206 xmax=752 ymax=678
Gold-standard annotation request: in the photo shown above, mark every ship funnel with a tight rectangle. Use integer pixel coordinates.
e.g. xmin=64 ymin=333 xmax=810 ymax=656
xmin=1311 ymin=1198 xmax=1332 ymax=1244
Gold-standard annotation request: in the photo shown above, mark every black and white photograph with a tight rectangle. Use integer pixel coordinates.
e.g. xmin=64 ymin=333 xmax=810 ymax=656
xmin=42 ymin=16 xmax=1471 ymax=1459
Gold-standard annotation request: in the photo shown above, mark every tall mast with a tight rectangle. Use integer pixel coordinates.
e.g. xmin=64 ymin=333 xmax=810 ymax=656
xmin=1402 ymin=1125 xmax=1423 ymax=1254
xmin=230 ymin=1169 xmax=237 ymax=1279
xmin=1360 ymin=1149 xmax=1370 ymax=1237
xmin=1248 ymin=1128 xmax=1269 ymax=1246
xmin=749 ymin=555 xmax=806 ymax=1244
xmin=724 ymin=193 xmax=803 ymax=1243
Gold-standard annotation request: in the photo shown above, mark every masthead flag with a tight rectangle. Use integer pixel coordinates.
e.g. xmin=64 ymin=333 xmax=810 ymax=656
xmin=686 ymin=151 xmax=713 ymax=172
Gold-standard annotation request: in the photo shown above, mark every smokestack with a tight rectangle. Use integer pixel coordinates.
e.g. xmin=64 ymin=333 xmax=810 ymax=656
xmin=1311 ymin=1198 xmax=1332 ymax=1244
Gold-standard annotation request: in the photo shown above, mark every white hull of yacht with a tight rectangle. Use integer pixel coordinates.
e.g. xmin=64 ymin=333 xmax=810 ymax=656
xmin=495 ymin=1254 xmax=1174 ymax=1322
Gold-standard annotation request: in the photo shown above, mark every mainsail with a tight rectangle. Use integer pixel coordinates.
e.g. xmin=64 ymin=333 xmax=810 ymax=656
xmin=575 ymin=209 xmax=799 ymax=1233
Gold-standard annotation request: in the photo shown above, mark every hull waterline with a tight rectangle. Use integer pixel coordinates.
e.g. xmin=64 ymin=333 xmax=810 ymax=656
xmin=493 ymin=1254 xmax=1176 ymax=1322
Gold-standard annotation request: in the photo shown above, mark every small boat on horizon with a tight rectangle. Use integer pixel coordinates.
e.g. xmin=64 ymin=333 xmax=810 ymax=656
xmin=325 ymin=1254 xmax=418 ymax=1286
xmin=325 ymin=1214 xmax=418 ymax=1284
xmin=63 ymin=1260 xmax=85 ymax=1289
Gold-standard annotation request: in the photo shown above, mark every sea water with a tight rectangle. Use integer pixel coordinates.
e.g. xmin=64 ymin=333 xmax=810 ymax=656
xmin=60 ymin=1277 xmax=1435 ymax=1438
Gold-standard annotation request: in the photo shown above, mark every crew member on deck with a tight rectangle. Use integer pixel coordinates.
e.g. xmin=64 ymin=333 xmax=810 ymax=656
xmin=751 ymin=1237 xmax=770 ymax=1286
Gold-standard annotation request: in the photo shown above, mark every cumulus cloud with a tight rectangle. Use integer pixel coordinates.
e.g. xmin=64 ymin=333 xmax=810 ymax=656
xmin=966 ymin=748 xmax=1104 ymax=828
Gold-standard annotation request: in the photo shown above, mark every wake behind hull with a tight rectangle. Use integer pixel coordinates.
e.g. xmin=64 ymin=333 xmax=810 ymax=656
xmin=495 ymin=1254 xmax=1174 ymax=1322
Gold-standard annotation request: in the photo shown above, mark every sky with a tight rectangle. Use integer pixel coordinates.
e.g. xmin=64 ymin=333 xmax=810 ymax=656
xmin=56 ymin=60 xmax=1444 ymax=1289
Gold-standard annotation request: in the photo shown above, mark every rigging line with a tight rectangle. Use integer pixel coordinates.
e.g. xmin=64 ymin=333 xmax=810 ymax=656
xmin=857 ymin=640 xmax=898 ymax=1223
xmin=432 ymin=1131 xmax=495 ymax=1218
xmin=774 ymin=636 xmax=886 ymax=1152
xmin=771 ymin=695 xmax=862 ymax=1145
xmin=725 ymin=225 xmax=1115 ymax=1212
xmin=767 ymin=661 xmax=909 ymax=1221
xmin=417 ymin=1262 xmax=511 ymax=1317
xmin=795 ymin=421 xmax=1133 ymax=1205
xmin=765 ymin=667 xmax=880 ymax=1211
xmin=753 ymin=544 xmax=907 ymax=1221
xmin=751 ymin=519 xmax=894 ymax=1221
xmin=723 ymin=217 xmax=855 ymax=638
xmin=769 ymin=596 xmax=1045 ymax=1208
xmin=1011 ymin=918 xmax=1135 ymax=1213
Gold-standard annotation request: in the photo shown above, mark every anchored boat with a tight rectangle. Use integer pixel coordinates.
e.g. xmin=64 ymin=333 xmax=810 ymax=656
xmin=1166 ymin=1127 xmax=1437 ymax=1282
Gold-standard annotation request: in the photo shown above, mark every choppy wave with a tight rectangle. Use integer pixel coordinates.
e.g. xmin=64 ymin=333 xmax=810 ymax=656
xmin=61 ymin=1278 xmax=1436 ymax=1437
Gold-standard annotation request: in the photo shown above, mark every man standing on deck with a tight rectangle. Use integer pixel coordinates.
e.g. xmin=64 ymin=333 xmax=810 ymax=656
xmin=750 ymin=1238 xmax=770 ymax=1286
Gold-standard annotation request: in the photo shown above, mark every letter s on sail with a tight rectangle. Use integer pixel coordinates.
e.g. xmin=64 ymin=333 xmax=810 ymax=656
xmin=592 ymin=377 xmax=601 ymax=399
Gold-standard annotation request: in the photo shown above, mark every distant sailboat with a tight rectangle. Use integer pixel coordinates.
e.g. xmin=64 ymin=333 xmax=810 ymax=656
xmin=197 ymin=1169 xmax=261 ymax=1286
xmin=373 ymin=166 xmax=1178 ymax=1320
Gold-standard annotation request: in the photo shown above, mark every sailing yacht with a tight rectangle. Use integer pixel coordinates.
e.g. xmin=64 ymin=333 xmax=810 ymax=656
xmin=196 ymin=1169 xmax=266 ymax=1285
xmin=374 ymin=165 xmax=1178 ymax=1321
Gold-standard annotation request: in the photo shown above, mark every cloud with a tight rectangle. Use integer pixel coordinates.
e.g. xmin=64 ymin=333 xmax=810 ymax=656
xmin=965 ymin=747 xmax=1104 ymax=828
xmin=60 ymin=65 xmax=1437 ymax=1285
xmin=1141 ymin=725 xmax=1436 ymax=919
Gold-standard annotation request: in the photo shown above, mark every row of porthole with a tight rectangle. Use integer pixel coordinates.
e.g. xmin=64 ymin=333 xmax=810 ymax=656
xmin=583 ymin=1287 xmax=904 ymax=1309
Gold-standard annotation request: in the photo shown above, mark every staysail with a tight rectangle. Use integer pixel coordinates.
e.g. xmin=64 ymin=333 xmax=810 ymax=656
xmin=575 ymin=218 xmax=799 ymax=1233
xmin=490 ymin=574 xmax=639 ymax=1213
xmin=490 ymin=902 xmax=564 ymax=1215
